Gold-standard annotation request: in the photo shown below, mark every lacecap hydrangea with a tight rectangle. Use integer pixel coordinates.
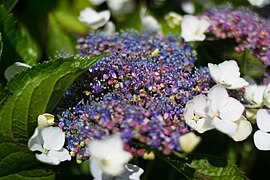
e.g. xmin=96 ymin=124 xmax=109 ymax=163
xmin=56 ymin=31 xmax=211 ymax=162
xmin=203 ymin=4 xmax=270 ymax=67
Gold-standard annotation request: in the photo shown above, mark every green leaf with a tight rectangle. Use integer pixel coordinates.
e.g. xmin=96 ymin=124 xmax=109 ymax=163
xmin=0 ymin=83 xmax=9 ymax=106
xmin=0 ymin=0 xmax=19 ymax=12
xmin=0 ymin=54 xmax=104 ymax=142
xmin=0 ymin=139 xmax=54 ymax=179
xmin=187 ymin=154 xmax=248 ymax=180
xmin=47 ymin=14 xmax=76 ymax=57
xmin=0 ymin=5 xmax=41 ymax=82
xmin=53 ymin=10 xmax=89 ymax=35
xmin=240 ymin=50 xmax=265 ymax=79
xmin=0 ymin=33 xmax=2 ymax=59
xmin=162 ymin=153 xmax=248 ymax=180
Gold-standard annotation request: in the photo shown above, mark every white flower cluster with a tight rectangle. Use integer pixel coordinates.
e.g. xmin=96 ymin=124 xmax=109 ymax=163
xmin=184 ymin=59 xmax=270 ymax=151
xmin=28 ymin=114 xmax=143 ymax=179
xmin=244 ymin=83 xmax=270 ymax=150
xmin=184 ymin=60 xmax=252 ymax=141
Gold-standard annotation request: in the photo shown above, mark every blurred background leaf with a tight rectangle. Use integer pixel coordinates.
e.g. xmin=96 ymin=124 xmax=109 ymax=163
xmin=0 ymin=0 xmax=19 ymax=12
xmin=0 ymin=5 xmax=42 ymax=83
xmin=0 ymin=138 xmax=55 ymax=180
xmin=47 ymin=14 xmax=76 ymax=57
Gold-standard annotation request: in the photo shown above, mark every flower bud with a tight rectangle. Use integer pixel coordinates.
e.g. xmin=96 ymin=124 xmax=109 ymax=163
xmin=38 ymin=113 xmax=54 ymax=127
xmin=179 ymin=132 xmax=201 ymax=153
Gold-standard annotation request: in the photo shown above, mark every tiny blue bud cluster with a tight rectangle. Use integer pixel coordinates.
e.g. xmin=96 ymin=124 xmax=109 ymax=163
xmin=57 ymin=31 xmax=211 ymax=161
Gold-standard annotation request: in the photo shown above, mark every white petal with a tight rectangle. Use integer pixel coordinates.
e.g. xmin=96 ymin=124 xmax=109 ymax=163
xmin=42 ymin=127 xmax=65 ymax=151
xmin=104 ymin=21 xmax=116 ymax=35
xmin=219 ymin=97 xmax=244 ymax=122
xmin=89 ymin=0 xmax=106 ymax=6
xmin=226 ymin=78 xmax=249 ymax=90
xmin=229 ymin=116 xmax=252 ymax=141
xmin=107 ymin=0 xmax=135 ymax=15
xmin=184 ymin=101 xmax=214 ymax=133
xmin=183 ymin=101 xmax=195 ymax=122
xmin=101 ymin=146 xmax=132 ymax=176
xmin=107 ymin=0 xmax=124 ymax=12
xmin=89 ymin=134 xmax=123 ymax=158
xmin=88 ymin=134 xmax=132 ymax=176
xmin=213 ymin=117 xmax=238 ymax=134
xmin=219 ymin=60 xmax=240 ymax=79
xmin=198 ymin=17 xmax=211 ymax=33
xmin=48 ymin=148 xmax=71 ymax=162
xmin=208 ymin=85 xmax=228 ymax=112
xmin=254 ymin=130 xmax=270 ymax=150
xmin=90 ymin=157 xmax=103 ymax=180
xmin=248 ymin=0 xmax=270 ymax=7
xmin=4 ymin=62 xmax=31 ymax=81
xmin=35 ymin=153 xmax=60 ymax=165
xmin=193 ymin=95 xmax=208 ymax=116
xmin=78 ymin=8 xmax=110 ymax=29
xmin=179 ymin=132 xmax=201 ymax=153
xmin=209 ymin=60 xmax=248 ymax=89
xmin=256 ymin=109 xmax=270 ymax=132
xmin=181 ymin=1 xmax=195 ymax=14
xmin=142 ymin=15 xmax=162 ymax=34
xmin=208 ymin=63 xmax=222 ymax=85
xmin=181 ymin=15 xmax=206 ymax=42
xmin=263 ymin=83 xmax=270 ymax=108
xmin=244 ymin=85 xmax=266 ymax=105
xmin=28 ymin=126 xmax=43 ymax=152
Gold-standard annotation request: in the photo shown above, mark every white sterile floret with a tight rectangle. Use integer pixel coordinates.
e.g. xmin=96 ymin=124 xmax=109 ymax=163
xmin=254 ymin=109 xmax=270 ymax=150
xmin=181 ymin=15 xmax=210 ymax=42
xmin=184 ymin=85 xmax=249 ymax=141
xmin=248 ymin=0 xmax=270 ymax=7
xmin=38 ymin=113 xmax=54 ymax=127
xmin=4 ymin=62 xmax=31 ymax=81
xmin=229 ymin=116 xmax=252 ymax=142
xmin=179 ymin=132 xmax=201 ymax=153
xmin=78 ymin=7 xmax=110 ymax=29
xmin=104 ymin=21 xmax=116 ymax=35
xmin=263 ymin=83 xmax=270 ymax=108
xmin=183 ymin=95 xmax=214 ymax=133
xmin=28 ymin=126 xmax=71 ymax=165
xmin=89 ymin=134 xmax=132 ymax=178
xmin=208 ymin=60 xmax=249 ymax=89
xmin=244 ymin=84 xmax=266 ymax=106
xmin=164 ymin=12 xmax=182 ymax=29
xmin=89 ymin=0 xmax=105 ymax=6
xmin=207 ymin=85 xmax=245 ymax=135
xmin=141 ymin=8 xmax=162 ymax=34
xmin=107 ymin=0 xmax=135 ymax=16
xmin=181 ymin=1 xmax=195 ymax=14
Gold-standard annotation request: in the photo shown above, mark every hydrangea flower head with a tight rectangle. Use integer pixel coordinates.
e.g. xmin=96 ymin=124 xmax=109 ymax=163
xmin=57 ymin=31 xmax=211 ymax=161
xmin=204 ymin=5 xmax=270 ymax=66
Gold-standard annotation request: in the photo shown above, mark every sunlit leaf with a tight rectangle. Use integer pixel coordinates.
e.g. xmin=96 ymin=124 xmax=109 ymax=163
xmin=47 ymin=14 xmax=77 ymax=57
xmin=0 ymin=54 xmax=104 ymax=142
